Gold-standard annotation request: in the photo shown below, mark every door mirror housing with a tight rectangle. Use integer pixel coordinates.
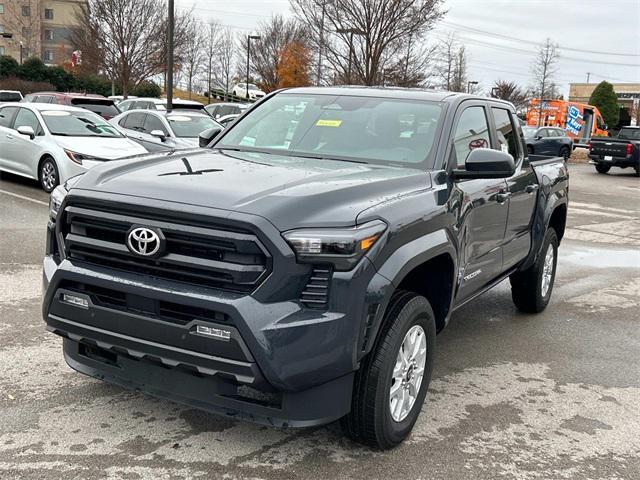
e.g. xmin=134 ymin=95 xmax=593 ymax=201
xmin=150 ymin=130 xmax=167 ymax=142
xmin=453 ymin=148 xmax=516 ymax=179
xmin=17 ymin=125 xmax=36 ymax=139
xmin=199 ymin=125 xmax=224 ymax=147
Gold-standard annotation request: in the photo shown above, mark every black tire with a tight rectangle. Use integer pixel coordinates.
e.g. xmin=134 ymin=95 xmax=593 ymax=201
xmin=634 ymin=165 xmax=640 ymax=177
xmin=559 ymin=146 xmax=570 ymax=161
xmin=527 ymin=145 xmax=534 ymax=155
xmin=595 ymin=163 xmax=610 ymax=174
xmin=341 ymin=291 xmax=436 ymax=449
xmin=39 ymin=157 xmax=59 ymax=193
xmin=510 ymin=228 xmax=558 ymax=313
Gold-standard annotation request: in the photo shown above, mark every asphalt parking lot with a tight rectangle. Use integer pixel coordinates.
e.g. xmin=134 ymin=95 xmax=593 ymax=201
xmin=0 ymin=162 xmax=638 ymax=480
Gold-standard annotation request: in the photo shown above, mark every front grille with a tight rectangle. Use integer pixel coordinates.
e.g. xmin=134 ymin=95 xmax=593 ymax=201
xmin=300 ymin=266 xmax=332 ymax=308
xmin=62 ymin=281 xmax=229 ymax=326
xmin=60 ymin=201 xmax=270 ymax=293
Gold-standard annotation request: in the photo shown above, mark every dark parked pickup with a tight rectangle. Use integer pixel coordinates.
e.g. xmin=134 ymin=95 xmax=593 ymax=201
xmin=43 ymin=88 xmax=568 ymax=449
xmin=589 ymin=126 xmax=640 ymax=176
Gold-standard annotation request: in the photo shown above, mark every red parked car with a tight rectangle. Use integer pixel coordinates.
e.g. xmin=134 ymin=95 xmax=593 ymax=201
xmin=22 ymin=92 xmax=120 ymax=120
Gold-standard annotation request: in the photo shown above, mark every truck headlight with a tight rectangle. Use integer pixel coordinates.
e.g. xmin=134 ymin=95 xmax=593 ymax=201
xmin=283 ymin=220 xmax=387 ymax=271
xmin=49 ymin=185 xmax=67 ymax=220
xmin=49 ymin=174 xmax=83 ymax=220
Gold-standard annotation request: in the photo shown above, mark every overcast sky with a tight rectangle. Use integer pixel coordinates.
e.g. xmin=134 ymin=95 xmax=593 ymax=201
xmin=176 ymin=0 xmax=640 ymax=95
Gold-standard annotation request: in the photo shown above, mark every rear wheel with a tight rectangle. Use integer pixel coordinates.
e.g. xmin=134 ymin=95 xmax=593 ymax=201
xmin=595 ymin=163 xmax=610 ymax=174
xmin=635 ymin=165 xmax=640 ymax=177
xmin=510 ymin=228 xmax=558 ymax=313
xmin=341 ymin=291 xmax=435 ymax=449
xmin=39 ymin=157 xmax=59 ymax=193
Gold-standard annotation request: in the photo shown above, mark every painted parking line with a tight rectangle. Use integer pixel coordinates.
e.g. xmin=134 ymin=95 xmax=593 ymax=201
xmin=0 ymin=189 xmax=48 ymax=206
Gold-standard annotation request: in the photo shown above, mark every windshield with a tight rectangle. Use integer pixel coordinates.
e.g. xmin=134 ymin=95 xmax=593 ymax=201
xmin=40 ymin=110 xmax=123 ymax=137
xmin=218 ymin=94 xmax=444 ymax=166
xmin=522 ymin=126 xmax=537 ymax=137
xmin=0 ymin=92 xmax=22 ymax=102
xmin=619 ymin=128 xmax=640 ymax=140
xmin=168 ymin=115 xmax=217 ymax=138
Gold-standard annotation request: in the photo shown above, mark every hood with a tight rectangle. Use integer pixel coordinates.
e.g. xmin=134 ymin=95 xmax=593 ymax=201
xmin=169 ymin=137 xmax=200 ymax=149
xmin=74 ymin=149 xmax=432 ymax=231
xmin=54 ymin=136 xmax=148 ymax=159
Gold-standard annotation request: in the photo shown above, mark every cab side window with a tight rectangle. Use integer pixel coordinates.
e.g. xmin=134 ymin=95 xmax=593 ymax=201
xmin=452 ymin=106 xmax=491 ymax=168
xmin=491 ymin=107 xmax=519 ymax=159
xmin=143 ymin=114 xmax=168 ymax=135
xmin=13 ymin=108 xmax=43 ymax=135
xmin=0 ymin=106 xmax=18 ymax=127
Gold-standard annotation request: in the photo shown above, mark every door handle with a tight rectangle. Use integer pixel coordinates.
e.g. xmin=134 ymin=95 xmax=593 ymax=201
xmin=525 ymin=184 xmax=539 ymax=193
xmin=497 ymin=192 xmax=511 ymax=203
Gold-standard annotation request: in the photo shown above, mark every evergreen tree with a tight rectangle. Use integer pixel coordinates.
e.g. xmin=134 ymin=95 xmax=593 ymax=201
xmin=589 ymin=81 xmax=619 ymax=128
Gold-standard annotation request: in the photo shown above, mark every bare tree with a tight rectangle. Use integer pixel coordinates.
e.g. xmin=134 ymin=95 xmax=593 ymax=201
xmin=490 ymin=80 xmax=529 ymax=112
xmin=212 ymin=28 xmax=236 ymax=100
xmin=182 ymin=20 xmax=206 ymax=99
xmin=238 ymin=15 xmax=307 ymax=92
xmin=291 ymin=0 xmax=444 ymax=86
xmin=203 ymin=21 xmax=221 ymax=104
xmin=434 ymin=34 xmax=468 ymax=92
xmin=530 ymin=38 xmax=560 ymax=126
xmin=72 ymin=0 xmax=192 ymax=96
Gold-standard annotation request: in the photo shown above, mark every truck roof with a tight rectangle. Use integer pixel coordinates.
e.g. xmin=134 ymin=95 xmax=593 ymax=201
xmin=282 ymin=86 xmax=513 ymax=106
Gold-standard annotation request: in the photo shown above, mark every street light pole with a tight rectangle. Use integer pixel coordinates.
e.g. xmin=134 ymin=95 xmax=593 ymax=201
xmin=336 ymin=27 xmax=364 ymax=84
xmin=246 ymin=35 xmax=261 ymax=99
xmin=167 ymin=0 xmax=174 ymax=113
xmin=316 ymin=1 xmax=327 ymax=86
xmin=19 ymin=41 xmax=23 ymax=65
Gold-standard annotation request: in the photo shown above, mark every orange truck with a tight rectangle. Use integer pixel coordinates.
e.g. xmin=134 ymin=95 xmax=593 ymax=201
xmin=526 ymin=99 xmax=609 ymax=147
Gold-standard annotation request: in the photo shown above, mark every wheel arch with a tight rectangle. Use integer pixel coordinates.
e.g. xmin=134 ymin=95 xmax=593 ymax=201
xmin=359 ymin=230 xmax=457 ymax=360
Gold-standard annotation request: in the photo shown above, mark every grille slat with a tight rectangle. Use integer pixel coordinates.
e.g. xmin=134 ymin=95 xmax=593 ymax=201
xmin=62 ymin=202 xmax=270 ymax=293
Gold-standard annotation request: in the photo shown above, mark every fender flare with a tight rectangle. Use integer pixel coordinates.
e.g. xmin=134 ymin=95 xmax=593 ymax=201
xmin=520 ymin=190 xmax=568 ymax=271
xmin=358 ymin=229 xmax=457 ymax=359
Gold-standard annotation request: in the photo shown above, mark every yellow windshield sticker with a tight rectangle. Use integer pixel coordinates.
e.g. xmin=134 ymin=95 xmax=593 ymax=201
xmin=316 ymin=119 xmax=342 ymax=127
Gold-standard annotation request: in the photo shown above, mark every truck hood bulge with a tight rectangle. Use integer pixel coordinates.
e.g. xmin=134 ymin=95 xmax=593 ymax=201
xmin=73 ymin=149 xmax=432 ymax=231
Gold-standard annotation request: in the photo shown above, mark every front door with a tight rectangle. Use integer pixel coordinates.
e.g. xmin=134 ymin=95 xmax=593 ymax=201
xmin=491 ymin=106 xmax=538 ymax=271
xmin=450 ymin=103 xmax=509 ymax=303
xmin=5 ymin=107 xmax=45 ymax=178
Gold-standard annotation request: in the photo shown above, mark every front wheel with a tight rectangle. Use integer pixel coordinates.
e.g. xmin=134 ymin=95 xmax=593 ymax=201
xmin=595 ymin=163 xmax=610 ymax=174
xmin=39 ymin=157 xmax=59 ymax=193
xmin=341 ymin=291 xmax=435 ymax=449
xmin=559 ymin=146 xmax=570 ymax=161
xmin=510 ymin=228 xmax=558 ymax=313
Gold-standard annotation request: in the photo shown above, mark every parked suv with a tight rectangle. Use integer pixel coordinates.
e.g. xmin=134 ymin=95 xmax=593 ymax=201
xmin=43 ymin=88 xmax=568 ymax=449
xmin=23 ymin=92 xmax=120 ymax=120
xmin=522 ymin=126 xmax=573 ymax=159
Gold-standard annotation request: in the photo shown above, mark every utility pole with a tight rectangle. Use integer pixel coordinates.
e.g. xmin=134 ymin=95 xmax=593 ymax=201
xmin=586 ymin=72 xmax=591 ymax=83
xmin=246 ymin=35 xmax=261 ymax=99
xmin=207 ymin=23 xmax=214 ymax=105
xmin=19 ymin=41 xmax=24 ymax=65
xmin=167 ymin=0 xmax=174 ymax=113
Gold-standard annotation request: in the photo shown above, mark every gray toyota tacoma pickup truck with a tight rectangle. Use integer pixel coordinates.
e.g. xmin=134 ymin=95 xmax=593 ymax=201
xmin=43 ymin=87 xmax=568 ymax=449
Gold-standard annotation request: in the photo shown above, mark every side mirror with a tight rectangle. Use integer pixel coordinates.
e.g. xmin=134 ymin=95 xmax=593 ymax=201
xmin=534 ymin=135 xmax=542 ymax=140
xmin=17 ymin=125 xmax=36 ymax=139
xmin=150 ymin=130 xmax=167 ymax=142
xmin=603 ymin=124 xmax=609 ymax=131
xmin=199 ymin=125 xmax=224 ymax=147
xmin=453 ymin=149 xmax=515 ymax=179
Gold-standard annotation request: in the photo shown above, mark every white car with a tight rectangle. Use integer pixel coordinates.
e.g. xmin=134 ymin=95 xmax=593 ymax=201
xmin=0 ymin=90 xmax=23 ymax=103
xmin=110 ymin=109 xmax=222 ymax=151
xmin=117 ymin=97 xmax=205 ymax=113
xmin=0 ymin=103 xmax=148 ymax=192
xmin=231 ymin=83 xmax=265 ymax=101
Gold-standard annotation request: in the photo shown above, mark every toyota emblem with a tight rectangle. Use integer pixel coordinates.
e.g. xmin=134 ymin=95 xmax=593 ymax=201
xmin=126 ymin=227 xmax=163 ymax=257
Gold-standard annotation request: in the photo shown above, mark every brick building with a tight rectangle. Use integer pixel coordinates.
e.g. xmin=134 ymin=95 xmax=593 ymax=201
xmin=0 ymin=0 xmax=85 ymax=66
xmin=569 ymin=83 xmax=640 ymax=126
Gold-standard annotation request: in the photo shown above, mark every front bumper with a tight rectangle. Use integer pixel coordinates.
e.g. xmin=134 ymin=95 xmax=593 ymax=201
xmin=43 ymin=240 xmax=391 ymax=426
